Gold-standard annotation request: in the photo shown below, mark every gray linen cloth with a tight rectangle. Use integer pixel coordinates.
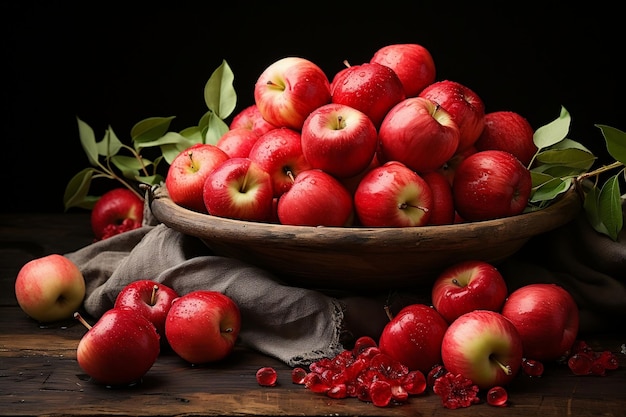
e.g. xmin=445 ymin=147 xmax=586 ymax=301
xmin=65 ymin=201 xmax=625 ymax=367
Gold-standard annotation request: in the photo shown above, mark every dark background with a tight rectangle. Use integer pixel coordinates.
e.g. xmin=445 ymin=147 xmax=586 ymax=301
xmin=2 ymin=2 xmax=623 ymax=213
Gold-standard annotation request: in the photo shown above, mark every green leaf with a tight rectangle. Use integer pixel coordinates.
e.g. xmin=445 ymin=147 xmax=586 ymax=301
xmin=76 ymin=117 xmax=100 ymax=166
xmin=596 ymin=124 xmax=626 ymax=164
xmin=530 ymin=177 xmax=572 ymax=203
xmin=583 ymin=185 xmax=606 ymax=234
xmin=131 ymin=116 xmax=177 ymax=146
xmin=154 ymin=131 xmax=201 ymax=164
xmin=96 ymin=126 xmax=124 ymax=157
xmin=597 ymin=175 xmax=623 ymax=241
xmin=204 ymin=59 xmax=237 ymax=120
xmin=110 ymin=155 xmax=152 ymax=180
xmin=533 ymin=106 xmax=571 ymax=150
xmin=535 ymin=148 xmax=596 ymax=170
xmin=136 ymin=174 xmax=164 ymax=185
xmin=63 ymin=168 xmax=95 ymax=210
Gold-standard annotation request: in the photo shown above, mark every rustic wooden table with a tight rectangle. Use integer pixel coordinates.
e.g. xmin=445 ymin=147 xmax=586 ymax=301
xmin=1 ymin=212 xmax=625 ymax=416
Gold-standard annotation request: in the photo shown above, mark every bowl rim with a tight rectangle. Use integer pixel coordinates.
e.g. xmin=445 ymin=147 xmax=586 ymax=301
xmin=148 ymin=184 xmax=582 ymax=249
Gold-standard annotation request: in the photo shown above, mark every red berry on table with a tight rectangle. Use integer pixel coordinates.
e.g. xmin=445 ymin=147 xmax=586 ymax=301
xmin=256 ymin=367 xmax=278 ymax=386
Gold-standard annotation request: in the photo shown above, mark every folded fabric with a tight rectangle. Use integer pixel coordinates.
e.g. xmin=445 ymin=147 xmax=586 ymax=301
xmin=65 ymin=201 xmax=625 ymax=366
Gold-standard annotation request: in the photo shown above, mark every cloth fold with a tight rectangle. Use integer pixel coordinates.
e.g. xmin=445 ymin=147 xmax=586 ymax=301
xmin=65 ymin=201 xmax=625 ymax=366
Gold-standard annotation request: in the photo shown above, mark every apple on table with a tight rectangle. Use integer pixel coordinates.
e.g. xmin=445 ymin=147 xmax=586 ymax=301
xmin=431 ymin=260 xmax=508 ymax=323
xmin=501 ymin=283 xmax=579 ymax=362
xmin=165 ymin=290 xmax=241 ymax=365
xmin=14 ymin=254 xmax=86 ymax=323
xmin=75 ymin=308 xmax=160 ymax=386
xmin=91 ymin=188 xmax=144 ymax=241
xmin=114 ymin=279 xmax=179 ymax=340
xmin=441 ymin=309 xmax=523 ymax=390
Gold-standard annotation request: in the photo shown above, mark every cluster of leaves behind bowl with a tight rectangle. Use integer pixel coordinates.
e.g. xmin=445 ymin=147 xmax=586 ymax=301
xmin=64 ymin=60 xmax=626 ymax=241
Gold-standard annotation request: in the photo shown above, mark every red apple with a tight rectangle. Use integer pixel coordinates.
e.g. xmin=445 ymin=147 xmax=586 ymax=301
xmin=216 ymin=127 xmax=260 ymax=158
xmin=14 ymin=254 xmax=86 ymax=323
xmin=248 ymin=127 xmax=312 ymax=197
xmin=421 ymin=170 xmax=455 ymax=225
xmin=75 ymin=308 xmax=160 ymax=386
xmin=114 ymin=279 xmax=180 ymax=339
xmin=277 ymin=169 xmax=353 ymax=227
xmin=340 ymin=154 xmax=380 ymax=197
xmin=452 ymin=149 xmax=532 ymax=221
xmin=354 ymin=160 xmax=434 ymax=227
xmin=437 ymin=145 xmax=477 ymax=186
xmin=202 ymin=157 xmax=274 ymax=222
xmin=330 ymin=61 xmax=405 ymax=128
xmin=501 ymin=283 xmax=579 ymax=362
xmin=369 ymin=43 xmax=436 ymax=97
xmin=165 ymin=290 xmax=241 ymax=364
xmin=377 ymin=97 xmax=460 ymax=173
xmin=378 ymin=303 xmax=449 ymax=373
xmin=441 ymin=310 xmax=523 ymax=390
xmin=229 ymin=104 xmax=277 ymax=137
xmin=165 ymin=143 xmax=230 ymax=213
xmin=301 ymin=103 xmax=378 ymax=178
xmin=91 ymin=188 xmax=144 ymax=241
xmin=419 ymin=79 xmax=486 ymax=152
xmin=431 ymin=260 xmax=508 ymax=323
xmin=254 ymin=57 xmax=331 ymax=130
xmin=474 ymin=110 xmax=538 ymax=166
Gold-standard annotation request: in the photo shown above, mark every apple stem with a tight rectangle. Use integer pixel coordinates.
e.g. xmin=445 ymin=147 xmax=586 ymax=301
xmin=186 ymin=151 xmax=199 ymax=172
xmin=452 ymin=278 xmax=461 ymax=287
xmin=492 ymin=356 xmax=513 ymax=375
xmin=399 ymin=203 xmax=429 ymax=213
xmin=384 ymin=304 xmax=394 ymax=321
xmin=150 ymin=285 xmax=159 ymax=306
xmin=342 ymin=59 xmax=351 ymax=68
xmin=74 ymin=312 xmax=92 ymax=330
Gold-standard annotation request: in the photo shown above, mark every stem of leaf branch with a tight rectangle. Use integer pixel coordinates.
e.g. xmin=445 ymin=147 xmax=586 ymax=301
xmin=574 ymin=160 xmax=625 ymax=200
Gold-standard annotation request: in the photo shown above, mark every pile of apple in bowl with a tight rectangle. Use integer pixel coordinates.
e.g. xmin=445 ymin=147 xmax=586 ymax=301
xmin=144 ymin=44 xmax=605 ymax=291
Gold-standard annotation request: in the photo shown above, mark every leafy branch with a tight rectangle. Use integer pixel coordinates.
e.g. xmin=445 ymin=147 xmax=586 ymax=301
xmin=526 ymin=107 xmax=625 ymax=241
xmin=63 ymin=60 xmax=237 ymax=211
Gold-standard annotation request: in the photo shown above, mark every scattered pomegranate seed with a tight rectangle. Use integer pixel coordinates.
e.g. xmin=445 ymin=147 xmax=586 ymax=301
xmin=255 ymin=367 xmax=277 ymax=387
xmin=487 ymin=386 xmax=508 ymax=407
xmin=521 ymin=358 xmax=544 ymax=377
xmin=568 ymin=353 xmax=594 ymax=375
xmin=291 ymin=367 xmax=307 ymax=384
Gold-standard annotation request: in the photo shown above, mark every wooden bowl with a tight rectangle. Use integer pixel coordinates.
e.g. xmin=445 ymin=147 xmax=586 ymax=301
xmin=148 ymin=185 xmax=581 ymax=291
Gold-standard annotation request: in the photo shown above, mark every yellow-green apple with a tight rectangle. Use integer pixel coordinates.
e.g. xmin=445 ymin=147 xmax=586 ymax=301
xmin=229 ymin=104 xmax=277 ymax=137
xmin=419 ymin=79 xmax=486 ymax=152
xmin=501 ymin=283 xmax=579 ymax=362
xmin=301 ymin=103 xmax=378 ymax=179
xmin=441 ymin=310 xmax=523 ymax=390
xmin=354 ymin=160 xmax=434 ymax=227
xmin=378 ymin=303 xmax=449 ymax=373
xmin=452 ymin=150 xmax=532 ymax=221
xmin=377 ymin=97 xmax=460 ymax=173
xmin=437 ymin=145 xmax=477 ymax=186
xmin=216 ymin=127 xmax=260 ymax=158
xmin=75 ymin=307 xmax=160 ymax=386
xmin=474 ymin=110 xmax=538 ymax=166
xmin=165 ymin=143 xmax=230 ymax=213
xmin=369 ymin=43 xmax=436 ymax=97
xmin=421 ymin=170 xmax=455 ymax=225
xmin=202 ymin=157 xmax=274 ymax=222
xmin=248 ymin=127 xmax=312 ymax=197
xmin=91 ymin=188 xmax=144 ymax=241
xmin=431 ymin=260 xmax=508 ymax=323
xmin=14 ymin=254 xmax=86 ymax=323
xmin=330 ymin=61 xmax=405 ymax=128
xmin=277 ymin=169 xmax=354 ymax=227
xmin=254 ymin=57 xmax=331 ymax=131
xmin=114 ymin=279 xmax=179 ymax=341
xmin=165 ymin=290 xmax=241 ymax=365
